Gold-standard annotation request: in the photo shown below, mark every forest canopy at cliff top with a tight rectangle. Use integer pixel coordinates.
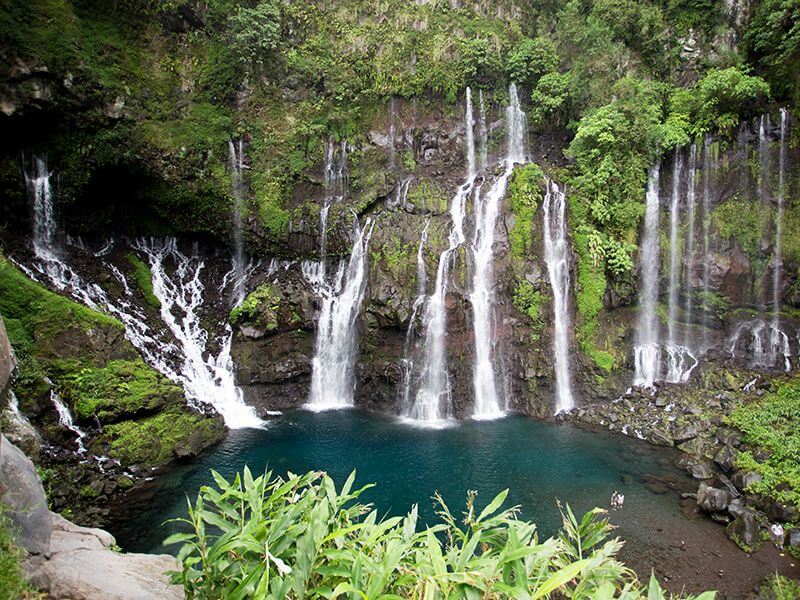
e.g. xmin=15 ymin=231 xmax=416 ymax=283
xmin=0 ymin=0 xmax=792 ymax=270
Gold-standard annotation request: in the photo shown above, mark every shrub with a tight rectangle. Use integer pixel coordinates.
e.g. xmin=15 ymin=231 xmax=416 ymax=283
xmin=506 ymin=37 xmax=558 ymax=87
xmin=167 ymin=468 xmax=715 ymax=599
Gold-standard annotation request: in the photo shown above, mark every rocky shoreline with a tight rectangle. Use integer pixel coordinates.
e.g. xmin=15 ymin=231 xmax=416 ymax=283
xmin=569 ymin=366 xmax=800 ymax=556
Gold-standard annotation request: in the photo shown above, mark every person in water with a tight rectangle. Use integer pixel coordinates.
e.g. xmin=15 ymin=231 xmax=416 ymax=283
xmin=611 ymin=491 xmax=625 ymax=510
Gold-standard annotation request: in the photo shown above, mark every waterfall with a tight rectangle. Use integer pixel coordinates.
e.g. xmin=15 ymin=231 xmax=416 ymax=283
xmin=227 ymin=139 xmax=248 ymax=306
xmin=543 ymin=181 xmax=574 ymax=413
xmin=132 ymin=238 xmax=263 ymax=428
xmin=21 ymin=157 xmax=262 ymax=429
xmin=769 ymin=109 xmax=789 ymax=367
xmin=682 ymin=145 xmax=698 ymax=351
xmin=399 ymin=220 xmax=430 ymax=412
xmin=405 ymin=88 xmax=477 ymax=423
xmin=633 ymin=166 xmax=661 ymax=387
xmin=50 ymin=387 xmax=87 ymax=455
xmin=470 ymin=83 xmax=526 ymax=419
xmin=320 ymin=138 xmax=349 ymax=261
xmin=305 ymin=218 xmax=374 ymax=410
xmin=478 ymin=89 xmax=488 ymax=171
xmin=664 ymin=149 xmax=698 ymax=383
xmin=701 ymin=135 xmax=713 ymax=341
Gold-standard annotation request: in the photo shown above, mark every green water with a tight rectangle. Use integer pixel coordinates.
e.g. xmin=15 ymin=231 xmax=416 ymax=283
xmin=109 ymin=410 xmax=695 ymax=554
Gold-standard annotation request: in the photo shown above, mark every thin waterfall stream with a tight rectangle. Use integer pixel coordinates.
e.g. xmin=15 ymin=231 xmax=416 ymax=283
xmin=542 ymin=181 xmax=574 ymax=413
xmin=634 ymin=165 xmax=661 ymax=387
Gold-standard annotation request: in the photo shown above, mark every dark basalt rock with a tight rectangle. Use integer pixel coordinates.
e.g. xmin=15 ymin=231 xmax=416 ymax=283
xmin=713 ymin=445 xmax=739 ymax=472
xmin=727 ymin=508 xmax=762 ymax=551
xmin=697 ymin=482 xmax=732 ymax=513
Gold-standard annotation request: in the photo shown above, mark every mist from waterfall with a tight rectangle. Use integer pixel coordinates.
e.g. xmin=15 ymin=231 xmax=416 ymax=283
xmin=633 ymin=166 xmax=661 ymax=387
xmin=543 ymin=181 xmax=574 ymax=413
xmin=682 ymin=145 xmax=698 ymax=352
xmin=320 ymin=138 xmax=349 ymax=263
xmin=404 ymin=88 xmax=476 ymax=423
xmin=470 ymin=83 xmax=526 ymax=419
xmin=22 ymin=156 xmax=262 ymax=428
xmin=305 ymin=218 xmax=374 ymax=410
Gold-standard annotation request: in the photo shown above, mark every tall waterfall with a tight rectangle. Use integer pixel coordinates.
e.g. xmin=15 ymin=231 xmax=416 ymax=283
xmin=305 ymin=218 xmax=374 ymax=410
xmin=405 ymin=89 xmax=477 ymax=422
xmin=228 ymin=139 xmax=247 ymax=306
xmin=769 ymin=109 xmax=789 ymax=365
xmin=633 ymin=166 xmax=661 ymax=387
xmin=22 ymin=157 xmax=261 ymax=428
xmin=701 ymin=135 xmax=713 ymax=341
xmin=664 ymin=147 xmax=698 ymax=383
xmin=132 ymin=238 xmax=262 ymax=428
xmin=543 ymin=181 xmax=574 ymax=413
xmin=470 ymin=83 xmax=526 ymax=419
xmin=682 ymin=145 xmax=698 ymax=351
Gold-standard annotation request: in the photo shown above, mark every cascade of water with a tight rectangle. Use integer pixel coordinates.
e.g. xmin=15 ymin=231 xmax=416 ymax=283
xmin=465 ymin=88 xmax=476 ymax=179
xmin=132 ymin=238 xmax=262 ymax=428
xmin=405 ymin=90 xmax=477 ymax=423
xmin=399 ymin=220 xmax=430 ymax=412
xmin=666 ymin=150 xmax=684 ymax=356
xmin=320 ymin=138 xmax=349 ymax=261
xmin=682 ymin=145 xmax=698 ymax=350
xmin=228 ymin=139 xmax=247 ymax=306
xmin=50 ymin=387 xmax=87 ymax=454
xmin=25 ymin=156 xmax=58 ymax=260
xmin=305 ymin=218 xmax=374 ymax=409
xmin=470 ymin=83 xmax=526 ymax=418
xmin=633 ymin=166 xmax=661 ymax=387
xmin=21 ymin=158 xmax=261 ymax=429
xmin=663 ymin=148 xmax=698 ymax=383
xmin=479 ymin=89 xmax=488 ymax=171
xmin=701 ymin=135 xmax=713 ymax=340
xmin=758 ymin=114 xmax=771 ymax=203
xmin=543 ymin=181 xmax=574 ymax=413
xmin=770 ymin=109 xmax=789 ymax=368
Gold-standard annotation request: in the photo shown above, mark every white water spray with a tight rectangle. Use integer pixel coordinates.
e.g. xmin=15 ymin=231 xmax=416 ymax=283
xmin=405 ymin=89 xmax=477 ymax=423
xmin=228 ymin=139 xmax=248 ymax=306
xmin=769 ymin=109 xmax=789 ymax=367
xmin=633 ymin=166 xmax=661 ymax=387
xmin=305 ymin=218 xmax=374 ymax=410
xmin=543 ymin=181 xmax=574 ymax=413
xmin=470 ymin=83 xmax=526 ymax=419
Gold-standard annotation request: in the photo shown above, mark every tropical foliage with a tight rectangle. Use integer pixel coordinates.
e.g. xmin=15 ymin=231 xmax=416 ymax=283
xmin=166 ymin=468 xmax=715 ymax=599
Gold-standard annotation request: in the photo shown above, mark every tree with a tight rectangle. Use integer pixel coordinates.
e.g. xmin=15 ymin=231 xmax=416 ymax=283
xmin=229 ymin=0 xmax=281 ymax=67
xmin=506 ymin=37 xmax=558 ymax=86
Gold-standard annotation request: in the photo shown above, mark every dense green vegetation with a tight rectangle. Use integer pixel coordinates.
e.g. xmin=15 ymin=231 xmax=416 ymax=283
xmin=167 ymin=467 xmax=714 ymax=599
xmin=0 ymin=510 xmax=34 ymax=600
xmin=728 ymin=377 xmax=800 ymax=507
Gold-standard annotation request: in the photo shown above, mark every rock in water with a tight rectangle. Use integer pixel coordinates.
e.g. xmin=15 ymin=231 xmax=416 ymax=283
xmin=0 ymin=433 xmax=52 ymax=555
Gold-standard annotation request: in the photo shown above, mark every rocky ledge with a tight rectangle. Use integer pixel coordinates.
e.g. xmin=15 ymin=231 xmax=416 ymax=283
xmin=1 ymin=433 xmax=181 ymax=599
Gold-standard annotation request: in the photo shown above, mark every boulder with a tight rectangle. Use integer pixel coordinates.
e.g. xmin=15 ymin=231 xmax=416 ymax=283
xmin=789 ymin=528 xmax=800 ymax=549
xmin=727 ymin=508 xmax=762 ymax=551
xmin=0 ymin=434 xmax=52 ymax=555
xmin=696 ymin=482 xmax=732 ymax=513
xmin=767 ymin=502 xmax=797 ymax=523
xmin=678 ymin=455 xmax=716 ymax=480
xmin=713 ymin=445 xmax=739 ymax=472
xmin=2 ymin=393 xmax=42 ymax=458
xmin=673 ymin=423 xmax=700 ymax=443
xmin=732 ymin=470 xmax=762 ymax=491
xmin=647 ymin=429 xmax=673 ymax=446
